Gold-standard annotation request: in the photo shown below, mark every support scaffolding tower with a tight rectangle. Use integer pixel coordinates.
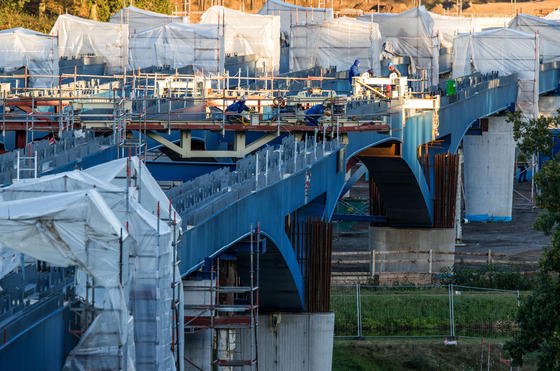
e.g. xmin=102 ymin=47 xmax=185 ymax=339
xmin=184 ymin=225 xmax=260 ymax=369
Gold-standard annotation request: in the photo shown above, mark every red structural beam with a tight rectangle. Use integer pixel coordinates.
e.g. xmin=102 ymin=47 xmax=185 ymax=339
xmin=0 ymin=121 xmax=390 ymax=133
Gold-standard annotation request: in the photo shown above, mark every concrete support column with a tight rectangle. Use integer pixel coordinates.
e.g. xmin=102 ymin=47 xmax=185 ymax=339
xmin=463 ymin=116 xmax=515 ymax=222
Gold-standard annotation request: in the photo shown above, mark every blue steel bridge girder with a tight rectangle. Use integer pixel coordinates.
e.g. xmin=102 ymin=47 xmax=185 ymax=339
xmin=179 ymin=149 xmax=345 ymax=311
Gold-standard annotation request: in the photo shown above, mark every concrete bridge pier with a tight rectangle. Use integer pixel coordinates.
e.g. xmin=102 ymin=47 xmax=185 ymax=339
xmin=463 ymin=116 xmax=516 ymax=222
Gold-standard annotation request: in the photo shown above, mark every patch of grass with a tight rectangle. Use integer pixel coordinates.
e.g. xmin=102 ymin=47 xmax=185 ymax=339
xmin=333 ymin=338 xmax=538 ymax=371
xmin=331 ymin=287 xmax=521 ymax=337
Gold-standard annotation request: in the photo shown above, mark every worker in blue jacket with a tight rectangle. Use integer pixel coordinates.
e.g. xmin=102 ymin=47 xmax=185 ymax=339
xmin=225 ymin=95 xmax=250 ymax=123
xmin=305 ymin=103 xmax=331 ymax=126
xmin=348 ymin=59 xmax=360 ymax=83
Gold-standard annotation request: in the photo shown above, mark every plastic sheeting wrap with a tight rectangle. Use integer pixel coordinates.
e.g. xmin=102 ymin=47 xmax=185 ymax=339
xmin=429 ymin=13 xmax=510 ymax=48
xmin=50 ymin=14 xmax=128 ymax=74
xmin=290 ymin=17 xmax=382 ymax=73
xmin=86 ymin=157 xmax=183 ymax=371
xmin=359 ymin=7 xmax=439 ymax=86
xmin=129 ymin=23 xmax=224 ymax=73
xmin=508 ymin=14 xmax=560 ymax=63
xmin=0 ymin=247 xmax=18 ymax=280
xmin=110 ymin=6 xmax=187 ymax=34
xmin=453 ymin=28 xmax=539 ymax=117
xmin=258 ymin=0 xmax=334 ymax=36
xmin=0 ymin=28 xmax=58 ymax=87
xmin=200 ymin=6 xmax=280 ymax=72
xmin=0 ymin=190 xmax=136 ymax=370
xmin=544 ymin=9 xmax=560 ymax=20
xmin=0 ymin=157 xmax=184 ymax=371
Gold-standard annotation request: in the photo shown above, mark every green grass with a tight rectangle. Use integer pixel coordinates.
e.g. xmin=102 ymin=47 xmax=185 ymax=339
xmin=331 ymin=287 xmax=521 ymax=337
xmin=332 ymin=338 xmax=538 ymax=371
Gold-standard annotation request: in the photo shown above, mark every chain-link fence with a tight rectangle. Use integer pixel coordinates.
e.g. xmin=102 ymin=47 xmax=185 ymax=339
xmin=331 ymin=284 xmax=521 ymax=339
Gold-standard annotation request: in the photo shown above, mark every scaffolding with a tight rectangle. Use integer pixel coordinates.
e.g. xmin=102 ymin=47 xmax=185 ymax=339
xmin=184 ymin=225 xmax=261 ymax=369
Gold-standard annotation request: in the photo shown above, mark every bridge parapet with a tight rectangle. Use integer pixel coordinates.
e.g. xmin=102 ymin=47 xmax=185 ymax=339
xmin=0 ymin=131 xmax=115 ymax=185
xmin=168 ymin=135 xmax=341 ymax=227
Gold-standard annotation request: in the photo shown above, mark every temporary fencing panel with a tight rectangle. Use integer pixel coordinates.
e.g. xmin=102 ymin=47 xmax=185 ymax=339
xmin=290 ymin=17 xmax=382 ymax=74
xmin=331 ymin=285 xmax=521 ymax=339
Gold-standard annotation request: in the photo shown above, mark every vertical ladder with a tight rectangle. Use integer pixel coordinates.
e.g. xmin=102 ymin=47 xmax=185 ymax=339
xmin=14 ymin=150 xmax=37 ymax=182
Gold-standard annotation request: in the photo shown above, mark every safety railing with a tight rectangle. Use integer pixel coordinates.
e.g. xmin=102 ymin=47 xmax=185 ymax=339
xmin=0 ymin=131 xmax=114 ymax=185
xmin=167 ymin=135 xmax=341 ymax=226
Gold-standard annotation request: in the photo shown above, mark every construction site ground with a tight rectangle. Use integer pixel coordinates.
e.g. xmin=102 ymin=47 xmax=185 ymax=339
xmin=332 ymin=180 xmax=548 ymax=280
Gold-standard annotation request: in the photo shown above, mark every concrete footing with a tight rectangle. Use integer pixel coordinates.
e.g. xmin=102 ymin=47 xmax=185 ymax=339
xmin=371 ymin=227 xmax=455 ymax=277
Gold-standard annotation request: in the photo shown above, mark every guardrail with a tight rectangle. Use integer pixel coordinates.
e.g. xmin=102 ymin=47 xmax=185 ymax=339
xmin=0 ymin=131 xmax=113 ymax=185
xmin=331 ymin=248 xmax=540 ymax=282
xmin=167 ymin=135 xmax=341 ymax=226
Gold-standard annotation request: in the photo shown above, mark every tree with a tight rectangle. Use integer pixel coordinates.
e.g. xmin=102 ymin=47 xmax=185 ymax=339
xmin=504 ymin=111 xmax=560 ymax=369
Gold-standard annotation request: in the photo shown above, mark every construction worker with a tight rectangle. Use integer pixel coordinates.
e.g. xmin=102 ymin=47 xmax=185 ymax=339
xmin=225 ymin=95 xmax=250 ymax=124
xmin=304 ymin=101 xmax=331 ymax=127
xmin=348 ymin=59 xmax=360 ymax=83
xmin=387 ymin=62 xmax=401 ymax=77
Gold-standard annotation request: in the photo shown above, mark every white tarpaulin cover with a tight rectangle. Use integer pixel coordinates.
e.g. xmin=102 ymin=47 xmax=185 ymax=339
xmin=258 ymin=0 xmax=334 ymax=36
xmin=290 ymin=17 xmax=382 ymax=73
xmin=508 ymin=14 xmax=560 ymax=63
xmin=110 ymin=6 xmax=187 ymax=34
xmin=200 ymin=6 xmax=280 ymax=72
xmin=544 ymin=8 xmax=560 ymax=20
xmin=0 ymin=28 xmax=58 ymax=87
xmin=0 ymin=190 xmax=136 ymax=370
xmin=428 ymin=12 xmax=511 ymax=48
xmin=359 ymin=7 xmax=440 ymax=86
xmin=129 ymin=22 xmax=224 ymax=73
xmin=453 ymin=28 xmax=539 ymax=117
xmin=50 ymin=14 xmax=128 ymax=73
xmin=0 ymin=156 xmax=184 ymax=370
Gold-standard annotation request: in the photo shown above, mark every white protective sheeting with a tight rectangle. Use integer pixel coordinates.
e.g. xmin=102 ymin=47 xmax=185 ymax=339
xmin=508 ymin=14 xmax=560 ymax=63
xmin=0 ymin=28 xmax=58 ymax=87
xmin=258 ymin=0 xmax=334 ymax=36
xmin=0 ymin=190 xmax=136 ymax=370
xmin=544 ymin=8 xmax=560 ymax=20
xmin=290 ymin=17 xmax=382 ymax=74
xmin=86 ymin=157 xmax=183 ymax=370
xmin=0 ymin=157 xmax=183 ymax=371
xmin=200 ymin=6 xmax=280 ymax=72
xmin=359 ymin=7 xmax=440 ymax=86
xmin=0 ymin=247 xmax=18 ymax=280
xmin=429 ymin=13 xmax=511 ymax=48
xmin=110 ymin=6 xmax=186 ymax=34
xmin=129 ymin=23 xmax=224 ymax=73
xmin=50 ymin=14 xmax=128 ymax=74
xmin=453 ymin=28 xmax=539 ymax=117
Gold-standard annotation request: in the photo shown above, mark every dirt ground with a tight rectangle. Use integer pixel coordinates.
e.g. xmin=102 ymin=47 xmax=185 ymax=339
xmin=461 ymin=181 xmax=549 ymax=261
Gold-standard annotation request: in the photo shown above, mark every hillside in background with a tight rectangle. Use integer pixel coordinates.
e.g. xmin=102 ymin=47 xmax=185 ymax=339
xmin=0 ymin=0 xmax=560 ymax=33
